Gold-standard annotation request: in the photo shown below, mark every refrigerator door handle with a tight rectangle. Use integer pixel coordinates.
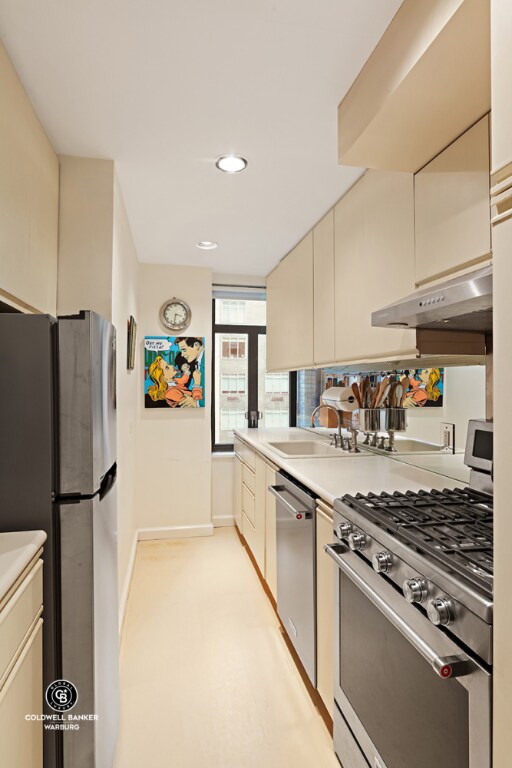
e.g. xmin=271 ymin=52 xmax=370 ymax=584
xmin=100 ymin=463 xmax=117 ymax=499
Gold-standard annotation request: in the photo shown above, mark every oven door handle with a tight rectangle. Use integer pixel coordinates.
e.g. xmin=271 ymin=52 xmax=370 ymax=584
xmin=268 ymin=485 xmax=312 ymax=520
xmin=324 ymin=543 xmax=472 ymax=680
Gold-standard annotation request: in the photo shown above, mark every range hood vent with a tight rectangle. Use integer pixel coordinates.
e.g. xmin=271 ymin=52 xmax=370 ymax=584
xmin=371 ymin=265 xmax=492 ymax=333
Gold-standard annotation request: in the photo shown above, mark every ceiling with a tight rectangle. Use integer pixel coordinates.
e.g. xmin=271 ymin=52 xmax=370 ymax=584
xmin=0 ymin=0 xmax=402 ymax=276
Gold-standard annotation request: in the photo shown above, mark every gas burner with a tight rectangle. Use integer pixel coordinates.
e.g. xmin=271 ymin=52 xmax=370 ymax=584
xmin=344 ymin=486 xmax=494 ymax=597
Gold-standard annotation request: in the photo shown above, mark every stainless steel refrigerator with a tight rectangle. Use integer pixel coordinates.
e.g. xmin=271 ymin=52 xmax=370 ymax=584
xmin=0 ymin=310 xmax=119 ymax=768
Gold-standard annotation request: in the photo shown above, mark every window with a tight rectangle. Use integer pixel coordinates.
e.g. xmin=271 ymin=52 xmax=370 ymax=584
xmin=264 ymin=409 xmax=290 ymax=427
xmin=265 ymin=373 xmax=289 ymax=394
xmin=217 ymin=300 xmax=246 ymax=324
xmin=220 ymin=409 xmax=246 ymax=431
xmin=212 ymin=295 xmax=292 ymax=449
xmin=215 ymin=298 xmax=266 ymax=326
xmin=221 ymin=373 xmax=246 ymax=394
xmin=221 ymin=336 xmax=246 ymax=359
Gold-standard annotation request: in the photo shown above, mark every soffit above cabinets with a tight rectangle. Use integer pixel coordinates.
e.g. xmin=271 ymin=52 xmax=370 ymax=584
xmin=338 ymin=0 xmax=491 ymax=173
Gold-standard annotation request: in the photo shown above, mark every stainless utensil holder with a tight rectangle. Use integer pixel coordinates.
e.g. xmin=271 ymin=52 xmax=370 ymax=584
xmin=383 ymin=407 xmax=407 ymax=433
xmin=359 ymin=409 xmax=381 ymax=433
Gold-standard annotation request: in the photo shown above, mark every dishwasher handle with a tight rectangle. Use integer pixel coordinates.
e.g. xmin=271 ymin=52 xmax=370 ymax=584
xmin=268 ymin=485 xmax=312 ymax=520
xmin=324 ymin=543 xmax=472 ymax=680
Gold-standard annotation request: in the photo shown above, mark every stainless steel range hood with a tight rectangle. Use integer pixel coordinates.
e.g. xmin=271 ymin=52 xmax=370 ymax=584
xmin=371 ymin=265 xmax=492 ymax=332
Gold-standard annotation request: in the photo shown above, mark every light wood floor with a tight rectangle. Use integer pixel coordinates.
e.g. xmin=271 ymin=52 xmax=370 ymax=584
xmin=115 ymin=527 xmax=339 ymax=768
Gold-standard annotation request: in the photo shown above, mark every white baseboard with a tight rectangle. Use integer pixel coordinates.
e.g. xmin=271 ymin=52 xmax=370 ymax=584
xmin=137 ymin=523 xmax=214 ymax=541
xmin=212 ymin=515 xmax=235 ymax=528
xmin=119 ymin=531 xmax=138 ymax=636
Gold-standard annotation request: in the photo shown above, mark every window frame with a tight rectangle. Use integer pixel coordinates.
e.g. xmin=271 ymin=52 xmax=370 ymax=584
xmin=211 ymin=299 xmax=296 ymax=451
xmin=211 ymin=300 xmax=264 ymax=452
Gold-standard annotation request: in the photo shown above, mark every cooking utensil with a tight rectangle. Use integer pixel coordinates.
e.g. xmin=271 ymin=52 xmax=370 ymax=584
xmin=363 ymin=377 xmax=371 ymax=408
xmin=375 ymin=377 xmax=389 ymax=408
xmin=380 ymin=384 xmax=390 ymax=408
xmin=351 ymin=382 xmax=363 ymax=409
xmin=388 ymin=381 xmax=399 ymax=408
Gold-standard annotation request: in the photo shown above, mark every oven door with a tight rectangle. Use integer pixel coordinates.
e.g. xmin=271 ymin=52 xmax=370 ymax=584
xmin=325 ymin=542 xmax=491 ymax=768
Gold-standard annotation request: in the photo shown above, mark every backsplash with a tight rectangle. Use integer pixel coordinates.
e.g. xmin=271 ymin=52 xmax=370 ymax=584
xmin=298 ymin=365 xmax=486 ymax=451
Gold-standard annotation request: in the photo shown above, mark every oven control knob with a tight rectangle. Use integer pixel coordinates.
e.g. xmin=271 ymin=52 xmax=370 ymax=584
xmin=348 ymin=532 xmax=367 ymax=551
xmin=403 ymin=578 xmax=428 ymax=604
xmin=427 ymin=597 xmax=454 ymax=626
xmin=372 ymin=551 xmax=393 ymax=573
xmin=337 ymin=521 xmax=353 ymax=539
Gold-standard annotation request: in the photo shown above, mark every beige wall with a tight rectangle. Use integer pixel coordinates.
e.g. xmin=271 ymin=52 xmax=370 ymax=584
xmin=112 ymin=175 xmax=140 ymax=604
xmin=57 ymin=157 xmax=141 ymax=608
xmin=57 ymin=156 xmax=114 ymax=319
xmin=135 ymin=264 xmax=212 ymax=532
xmin=212 ymin=455 xmax=234 ymax=525
xmin=0 ymin=41 xmax=58 ymax=314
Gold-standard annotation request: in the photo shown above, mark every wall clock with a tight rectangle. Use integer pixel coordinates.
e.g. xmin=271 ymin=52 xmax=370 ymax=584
xmin=159 ymin=297 xmax=192 ymax=331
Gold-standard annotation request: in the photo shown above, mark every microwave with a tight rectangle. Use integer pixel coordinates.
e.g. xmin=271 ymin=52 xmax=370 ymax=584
xmin=464 ymin=419 xmax=493 ymax=492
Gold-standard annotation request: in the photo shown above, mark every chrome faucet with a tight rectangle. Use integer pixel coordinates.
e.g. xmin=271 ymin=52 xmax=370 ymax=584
xmin=310 ymin=404 xmax=342 ymax=446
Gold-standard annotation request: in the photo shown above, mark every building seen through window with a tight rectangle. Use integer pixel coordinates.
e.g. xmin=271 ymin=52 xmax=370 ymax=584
xmin=213 ymin=297 xmax=290 ymax=447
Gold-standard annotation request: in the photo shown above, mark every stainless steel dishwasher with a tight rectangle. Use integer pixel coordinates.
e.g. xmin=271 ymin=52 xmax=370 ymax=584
xmin=269 ymin=471 xmax=317 ymax=686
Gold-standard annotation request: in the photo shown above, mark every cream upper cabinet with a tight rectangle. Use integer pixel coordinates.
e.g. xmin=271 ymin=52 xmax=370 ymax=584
xmin=414 ymin=116 xmax=491 ymax=286
xmin=266 ymin=232 xmax=314 ymax=372
xmin=313 ymin=209 xmax=335 ymax=365
xmin=334 ymin=170 xmax=416 ymax=363
xmin=0 ymin=42 xmax=58 ymax=315
xmin=491 ymin=0 xmax=512 ymax=175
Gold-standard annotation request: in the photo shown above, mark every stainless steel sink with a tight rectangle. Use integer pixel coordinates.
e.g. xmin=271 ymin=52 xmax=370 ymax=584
xmin=265 ymin=440 xmax=362 ymax=458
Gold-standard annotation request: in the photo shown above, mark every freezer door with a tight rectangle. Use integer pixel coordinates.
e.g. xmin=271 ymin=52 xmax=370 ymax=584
xmin=58 ymin=311 xmax=117 ymax=495
xmin=59 ymin=477 xmax=119 ymax=768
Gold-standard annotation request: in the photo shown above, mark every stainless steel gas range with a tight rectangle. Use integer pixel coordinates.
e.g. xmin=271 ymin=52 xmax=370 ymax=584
xmin=325 ymin=419 xmax=493 ymax=768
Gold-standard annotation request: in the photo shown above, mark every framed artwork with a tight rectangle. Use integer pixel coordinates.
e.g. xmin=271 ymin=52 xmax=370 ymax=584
xmin=399 ymin=368 xmax=444 ymax=408
xmin=127 ymin=316 xmax=137 ymax=370
xmin=144 ymin=336 xmax=205 ymax=409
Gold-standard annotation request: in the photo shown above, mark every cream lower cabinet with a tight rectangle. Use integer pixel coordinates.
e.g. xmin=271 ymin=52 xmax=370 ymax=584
xmin=316 ymin=502 xmax=334 ymax=717
xmin=266 ymin=232 xmax=314 ymax=372
xmin=334 ymin=170 xmax=416 ymax=363
xmin=234 ymin=439 xmax=278 ymax=597
xmin=241 ymin=448 xmax=266 ymax=575
xmin=415 ymin=116 xmax=491 ymax=286
xmin=0 ymin=557 xmax=44 ymax=768
xmin=264 ymin=463 xmax=278 ymax=601
xmin=233 ymin=454 xmax=243 ymax=531
xmin=490 ymin=214 xmax=512 ymax=768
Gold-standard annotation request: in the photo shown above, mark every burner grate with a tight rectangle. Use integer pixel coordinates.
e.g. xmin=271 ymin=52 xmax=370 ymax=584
xmin=343 ymin=487 xmax=493 ymax=595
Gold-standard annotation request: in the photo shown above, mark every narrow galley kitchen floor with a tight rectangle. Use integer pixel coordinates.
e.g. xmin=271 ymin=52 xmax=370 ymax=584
xmin=115 ymin=528 xmax=338 ymax=768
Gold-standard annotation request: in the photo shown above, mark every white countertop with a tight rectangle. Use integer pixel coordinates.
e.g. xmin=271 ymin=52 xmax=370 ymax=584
xmin=390 ymin=452 xmax=470 ymax=485
xmin=0 ymin=530 xmax=47 ymax=605
xmin=234 ymin=428 xmax=467 ymax=506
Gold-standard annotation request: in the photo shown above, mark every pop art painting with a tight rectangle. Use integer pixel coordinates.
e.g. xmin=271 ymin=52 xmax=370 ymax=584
xmin=144 ymin=336 xmax=205 ymax=409
xmin=399 ymin=368 xmax=444 ymax=408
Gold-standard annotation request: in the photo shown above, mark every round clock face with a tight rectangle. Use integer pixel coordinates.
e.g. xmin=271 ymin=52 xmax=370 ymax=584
xmin=160 ymin=298 xmax=192 ymax=331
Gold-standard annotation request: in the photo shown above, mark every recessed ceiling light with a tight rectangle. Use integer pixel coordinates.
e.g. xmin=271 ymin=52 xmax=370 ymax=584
xmin=196 ymin=241 xmax=218 ymax=250
xmin=215 ymin=155 xmax=248 ymax=173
